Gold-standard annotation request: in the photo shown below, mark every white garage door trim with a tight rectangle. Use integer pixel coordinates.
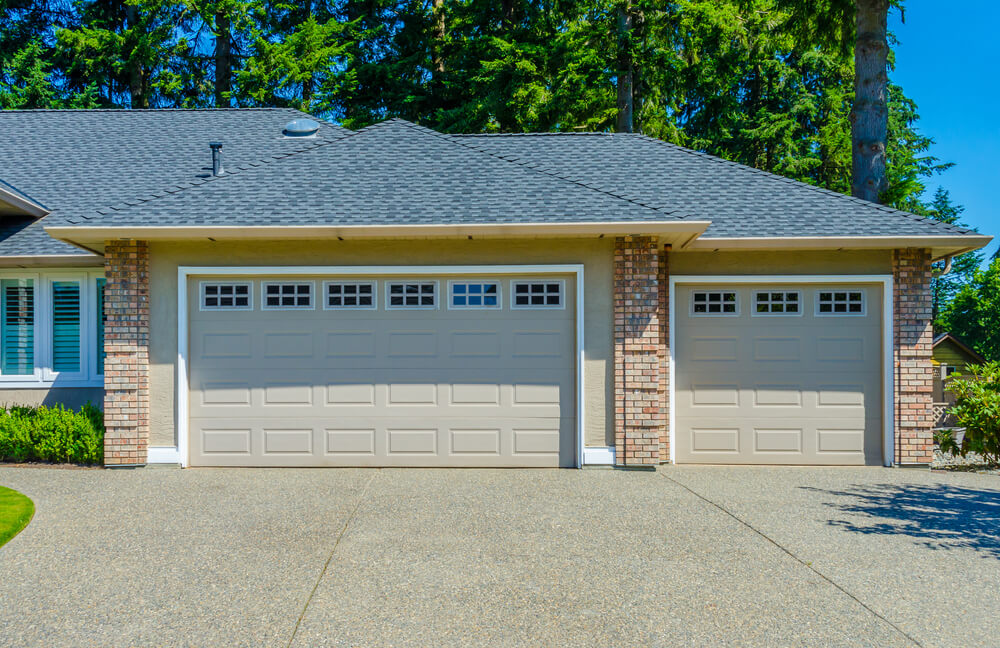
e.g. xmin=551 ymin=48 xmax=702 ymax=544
xmin=669 ymin=274 xmax=894 ymax=467
xmin=167 ymin=264 xmax=587 ymax=468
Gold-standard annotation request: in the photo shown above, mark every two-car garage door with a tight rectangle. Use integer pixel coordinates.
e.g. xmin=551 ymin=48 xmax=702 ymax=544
xmin=187 ymin=273 xmax=576 ymax=467
xmin=674 ymin=282 xmax=884 ymax=466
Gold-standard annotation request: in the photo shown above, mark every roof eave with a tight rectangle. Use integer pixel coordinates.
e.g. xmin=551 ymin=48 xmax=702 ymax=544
xmin=45 ymin=221 xmax=712 ymax=252
xmin=686 ymin=234 xmax=993 ymax=261
xmin=0 ymin=185 xmax=48 ymax=219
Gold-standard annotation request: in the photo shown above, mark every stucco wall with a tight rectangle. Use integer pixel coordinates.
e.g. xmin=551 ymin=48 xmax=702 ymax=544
xmin=0 ymin=387 xmax=104 ymax=410
xmin=148 ymin=238 xmax=616 ymax=448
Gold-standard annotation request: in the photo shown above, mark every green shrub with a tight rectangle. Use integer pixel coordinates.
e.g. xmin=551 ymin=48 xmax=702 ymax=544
xmin=0 ymin=403 xmax=104 ymax=465
xmin=947 ymin=362 xmax=1000 ymax=466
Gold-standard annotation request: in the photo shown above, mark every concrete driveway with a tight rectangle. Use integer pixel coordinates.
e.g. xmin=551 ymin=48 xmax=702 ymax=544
xmin=0 ymin=465 xmax=997 ymax=647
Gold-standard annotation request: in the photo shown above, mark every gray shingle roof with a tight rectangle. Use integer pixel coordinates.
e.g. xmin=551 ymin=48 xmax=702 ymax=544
xmin=62 ymin=119 xmax=669 ymax=227
xmin=0 ymin=108 xmax=349 ymax=257
xmin=452 ymin=132 xmax=977 ymax=238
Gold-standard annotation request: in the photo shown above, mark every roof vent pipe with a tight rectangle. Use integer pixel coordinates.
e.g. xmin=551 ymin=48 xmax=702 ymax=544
xmin=209 ymin=142 xmax=224 ymax=176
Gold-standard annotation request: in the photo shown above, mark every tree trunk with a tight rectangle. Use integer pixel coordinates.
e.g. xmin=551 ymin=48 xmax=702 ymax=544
xmin=615 ymin=4 xmax=633 ymax=133
xmin=850 ymin=0 xmax=888 ymax=203
xmin=125 ymin=4 xmax=147 ymax=108
xmin=431 ymin=0 xmax=445 ymax=75
xmin=214 ymin=9 xmax=232 ymax=107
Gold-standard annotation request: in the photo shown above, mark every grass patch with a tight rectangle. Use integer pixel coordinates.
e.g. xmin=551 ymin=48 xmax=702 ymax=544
xmin=0 ymin=485 xmax=34 ymax=547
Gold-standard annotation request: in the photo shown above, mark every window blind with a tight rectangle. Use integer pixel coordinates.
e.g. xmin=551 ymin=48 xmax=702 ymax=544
xmin=1 ymin=278 xmax=34 ymax=375
xmin=52 ymin=281 xmax=81 ymax=373
xmin=96 ymin=279 xmax=106 ymax=373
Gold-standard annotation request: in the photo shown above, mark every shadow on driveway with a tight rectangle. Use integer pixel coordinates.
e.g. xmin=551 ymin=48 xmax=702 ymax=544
xmin=801 ymin=482 xmax=1000 ymax=559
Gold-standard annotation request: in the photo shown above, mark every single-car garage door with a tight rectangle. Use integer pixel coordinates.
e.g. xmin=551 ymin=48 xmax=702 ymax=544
xmin=675 ymin=282 xmax=883 ymax=465
xmin=187 ymin=273 xmax=576 ymax=467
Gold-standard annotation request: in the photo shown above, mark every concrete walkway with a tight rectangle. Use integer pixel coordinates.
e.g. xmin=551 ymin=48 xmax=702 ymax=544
xmin=0 ymin=465 xmax=997 ymax=647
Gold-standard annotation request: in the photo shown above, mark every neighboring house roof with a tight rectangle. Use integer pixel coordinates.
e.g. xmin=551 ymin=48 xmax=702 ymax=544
xmin=932 ymin=333 xmax=986 ymax=366
xmin=0 ymin=108 xmax=349 ymax=260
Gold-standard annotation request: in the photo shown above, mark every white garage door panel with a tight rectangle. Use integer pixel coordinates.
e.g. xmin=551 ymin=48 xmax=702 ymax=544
xmin=188 ymin=274 xmax=576 ymax=467
xmin=676 ymin=283 xmax=883 ymax=465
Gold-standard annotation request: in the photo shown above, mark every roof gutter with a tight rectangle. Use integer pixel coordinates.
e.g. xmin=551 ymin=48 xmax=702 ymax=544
xmin=44 ymin=220 xmax=713 ymax=248
xmin=687 ymin=234 xmax=994 ymax=261
xmin=0 ymin=185 xmax=48 ymax=219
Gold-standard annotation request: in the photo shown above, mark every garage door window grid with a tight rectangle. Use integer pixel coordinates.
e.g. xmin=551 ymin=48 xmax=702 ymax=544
xmin=262 ymin=282 xmax=313 ymax=310
xmin=817 ymin=290 xmax=865 ymax=316
xmin=386 ymin=281 xmax=437 ymax=309
xmin=511 ymin=280 xmax=563 ymax=309
xmin=752 ymin=290 xmax=801 ymax=316
xmin=201 ymin=282 xmax=252 ymax=310
xmin=325 ymin=281 xmax=376 ymax=309
xmin=449 ymin=281 xmax=500 ymax=309
xmin=691 ymin=290 xmax=739 ymax=316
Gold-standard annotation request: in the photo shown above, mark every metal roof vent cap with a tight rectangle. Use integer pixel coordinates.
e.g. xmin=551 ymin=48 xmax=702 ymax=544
xmin=283 ymin=118 xmax=320 ymax=138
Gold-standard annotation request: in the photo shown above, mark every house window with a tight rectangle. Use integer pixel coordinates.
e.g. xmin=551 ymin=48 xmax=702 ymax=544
xmin=753 ymin=290 xmax=801 ymax=315
xmin=95 ymin=278 xmax=106 ymax=374
xmin=387 ymin=282 xmax=437 ymax=309
xmin=326 ymin=282 xmax=375 ymax=309
xmin=202 ymin=282 xmax=252 ymax=310
xmin=1 ymin=278 xmax=34 ymax=375
xmin=449 ymin=282 xmax=500 ymax=309
xmin=691 ymin=290 xmax=738 ymax=316
xmin=262 ymin=282 xmax=313 ymax=309
xmin=51 ymin=280 xmax=82 ymax=373
xmin=511 ymin=281 xmax=563 ymax=309
xmin=817 ymin=290 xmax=865 ymax=315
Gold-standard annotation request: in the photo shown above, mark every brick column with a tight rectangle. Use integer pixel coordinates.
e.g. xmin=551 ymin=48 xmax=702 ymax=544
xmin=613 ymin=236 xmax=666 ymax=466
xmin=658 ymin=245 xmax=670 ymax=462
xmin=893 ymin=248 xmax=934 ymax=466
xmin=103 ymin=240 xmax=150 ymax=466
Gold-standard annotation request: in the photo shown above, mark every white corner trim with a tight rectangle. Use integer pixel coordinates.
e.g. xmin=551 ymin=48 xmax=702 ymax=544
xmin=177 ymin=264 xmax=587 ymax=469
xmin=669 ymin=274 xmax=894 ymax=467
xmin=147 ymin=446 xmax=182 ymax=464
xmin=583 ymin=446 xmax=615 ymax=465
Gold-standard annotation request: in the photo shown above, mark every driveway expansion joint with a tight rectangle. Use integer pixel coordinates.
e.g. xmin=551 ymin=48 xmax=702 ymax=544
xmin=659 ymin=470 xmax=924 ymax=648
xmin=286 ymin=469 xmax=378 ymax=648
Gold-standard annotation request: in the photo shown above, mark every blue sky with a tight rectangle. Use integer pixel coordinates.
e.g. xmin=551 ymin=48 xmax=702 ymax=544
xmin=890 ymin=2 xmax=999 ymax=260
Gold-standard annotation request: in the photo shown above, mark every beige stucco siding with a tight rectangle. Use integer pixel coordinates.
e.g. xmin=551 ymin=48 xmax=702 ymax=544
xmin=0 ymin=387 xmax=104 ymax=410
xmin=147 ymin=238 xmax=615 ymax=449
xmin=669 ymin=249 xmax=893 ymax=276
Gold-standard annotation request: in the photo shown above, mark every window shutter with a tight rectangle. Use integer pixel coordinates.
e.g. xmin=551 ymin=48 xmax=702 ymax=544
xmin=96 ymin=278 xmax=106 ymax=373
xmin=1 ymin=278 xmax=34 ymax=375
xmin=52 ymin=281 xmax=81 ymax=373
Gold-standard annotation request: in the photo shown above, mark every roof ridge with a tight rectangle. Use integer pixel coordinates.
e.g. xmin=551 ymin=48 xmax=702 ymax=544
xmin=64 ymin=126 xmax=362 ymax=224
xmin=404 ymin=123 xmax=682 ymax=218
xmin=626 ymin=133 xmax=977 ymax=236
xmin=1 ymin=107 xmax=306 ymax=114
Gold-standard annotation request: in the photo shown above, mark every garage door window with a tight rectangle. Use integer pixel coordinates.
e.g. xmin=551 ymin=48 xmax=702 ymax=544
xmin=817 ymin=290 xmax=865 ymax=316
xmin=753 ymin=290 xmax=801 ymax=316
xmin=387 ymin=282 xmax=437 ymax=309
xmin=325 ymin=282 xmax=376 ymax=309
xmin=449 ymin=282 xmax=500 ymax=309
xmin=201 ymin=282 xmax=252 ymax=310
xmin=511 ymin=280 xmax=563 ymax=309
xmin=263 ymin=282 xmax=313 ymax=310
xmin=691 ymin=290 xmax=738 ymax=316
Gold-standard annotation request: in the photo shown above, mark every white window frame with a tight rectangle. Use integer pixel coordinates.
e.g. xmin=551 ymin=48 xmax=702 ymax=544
xmin=0 ymin=268 xmax=104 ymax=387
xmin=199 ymin=280 xmax=253 ymax=311
xmin=261 ymin=280 xmax=315 ymax=311
xmin=510 ymin=279 xmax=566 ymax=310
xmin=689 ymin=289 xmax=740 ymax=317
xmin=323 ymin=281 xmax=377 ymax=311
xmin=447 ymin=280 xmax=502 ymax=310
xmin=385 ymin=280 xmax=439 ymax=310
xmin=815 ymin=288 xmax=867 ymax=317
xmin=751 ymin=289 xmax=803 ymax=317
xmin=671 ymin=276 xmax=893 ymax=467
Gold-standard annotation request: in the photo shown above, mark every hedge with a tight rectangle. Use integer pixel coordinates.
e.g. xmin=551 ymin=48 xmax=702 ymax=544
xmin=0 ymin=403 xmax=104 ymax=465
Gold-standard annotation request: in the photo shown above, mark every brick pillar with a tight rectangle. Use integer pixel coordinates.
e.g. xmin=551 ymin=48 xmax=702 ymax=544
xmin=103 ymin=240 xmax=150 ymax=466
xmin=613 ymin=236 xmax=665 ymax=466
xmin=893 ymin=248 xmax=934 ymax=466
xmin=658 ymin=245 xmax=670 ymax=462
